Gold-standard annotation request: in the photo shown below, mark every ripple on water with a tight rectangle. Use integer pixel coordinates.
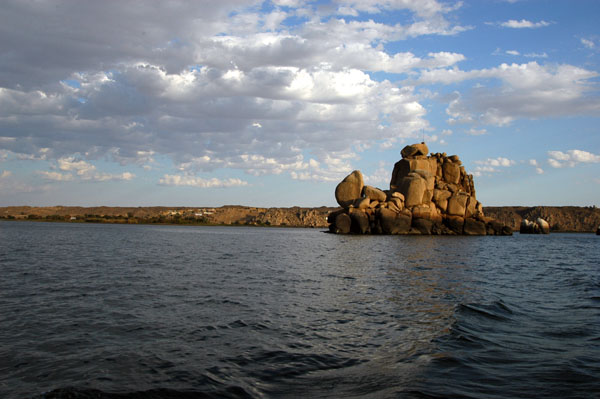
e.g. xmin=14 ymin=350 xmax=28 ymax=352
xmin=0 ymin=223 xmax=599 ymax=399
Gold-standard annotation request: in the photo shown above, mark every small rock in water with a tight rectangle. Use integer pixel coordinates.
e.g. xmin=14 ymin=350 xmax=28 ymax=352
xmin=520 ymin=218 xmax=550 ymax=234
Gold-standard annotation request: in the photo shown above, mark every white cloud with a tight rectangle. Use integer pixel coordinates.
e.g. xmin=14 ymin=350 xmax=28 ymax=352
xmin=419 ymin=62 xmax=600 ymax=126
xmin=92 ymin=172 xmax=136 ymax=182
xmin=524 ymin=52 xmax=548 ymax=58
xmin=529 ymin=159 xmax=544 ymax=174
xmin=45 ymin=156 xmax=135 ymax=182
xmin=0 ymin=170 xmax=12 ymax=178
xmin=158 ymin=175 xmax=249 ymax=188
xmin=1 ymin=60 xmax=429 ymax=179
xmin=0 ymin=0 xmax=472 ymax=187
xmin=548 ymin=149 xmax=600 ymax=168
xmin=446 ymin=92 xmax=475 ymax=124
xmin=1 ymin=0 xmax=596 ymax=202
xmin=472 ymin=157 xmax=515 ymax=176
xmin=37 ymin=171 xmax=74 ymax=181
xmin=499 ymin=19 xmax=551 ymax=29
xmin=272 ymin=0 xmax=305 ymax=6
xmin=57 ymin=157 xmax=96 ymax=176
xmin=335 ymin=0 xmax=455 ymax=18
xmin=506 ymin=50 xmax=520 ymax=56
xmin=476 ymin=157 xmax=515 ymax=167
xmin=363 ymin=161 xmax=391 ymax=186
xmin=289 ymin=151 xmax=359 ymax=182
xmin=581 ymin=38 xmax=595 ymax=49
xmin=466 ymin=128 xmax=487 ymax=136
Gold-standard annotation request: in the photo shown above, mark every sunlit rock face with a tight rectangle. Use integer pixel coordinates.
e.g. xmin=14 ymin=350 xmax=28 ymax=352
xmin=329 ymin=143 xmax=513 ymax=236
xmin=520 ymin=218 xmax=550 ymax=234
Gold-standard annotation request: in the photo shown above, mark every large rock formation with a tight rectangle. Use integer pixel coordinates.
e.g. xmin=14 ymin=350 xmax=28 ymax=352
xmin=328 ymin=143 xmax=512 ymax=235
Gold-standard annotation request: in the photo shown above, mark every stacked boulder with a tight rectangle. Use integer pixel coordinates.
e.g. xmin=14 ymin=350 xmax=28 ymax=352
xmin=520 ymin=218 xmax=550 ymax=234
xmin=328 ymin=142 xmax=512 ymax=235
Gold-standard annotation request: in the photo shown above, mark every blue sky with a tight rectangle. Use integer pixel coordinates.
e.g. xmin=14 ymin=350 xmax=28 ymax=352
xmin=0 ymin=0 xmax=599 ymax=207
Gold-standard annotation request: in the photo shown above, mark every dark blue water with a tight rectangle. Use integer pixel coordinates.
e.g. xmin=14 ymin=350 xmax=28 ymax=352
xmin=1 ymin=221 xmax=599 ymax=399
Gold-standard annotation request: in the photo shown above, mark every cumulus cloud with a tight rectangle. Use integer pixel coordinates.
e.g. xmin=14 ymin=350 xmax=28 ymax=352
xmin=363 ymin=161 xmax=391 ymax=186
xmin=581 ymin=38 xmax=596 ymax=50
xmin=158 ymin=175 xmax=249 ymax=188
xmin=499 ymin=19 xmax=551 ymax=29
xmin=418 ymin=62 xmax=600 ymax=126
xmin=0 ymin=63 xmax=429 ymax=181
xmin=58 ymin=157 xmax=96 ymax=176
xmin=1 ymin=0 xmax=470 ymax=184
xmin=37 ymin=171 xmax=74 ymax=181
xmin=37 ymin=156 xmax=136 ymax=182
xmin=476 ymin=157 xmax=515 ymax=167
xmin=290 ymin=152 xmax=358 ymax=182
xmin=1 ymin=0 xmax=596 ymax=198
xmin=547 ymin=150 xmax=600 ymax=168
xmin=529 ymin=159 xmax=544 ymax=174
xmin=472 ymin=157 xmax=515 ymax=176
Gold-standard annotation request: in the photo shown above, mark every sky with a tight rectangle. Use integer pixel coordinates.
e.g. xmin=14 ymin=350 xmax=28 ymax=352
xmin=0 ymin=0 xmax=599 ymax=207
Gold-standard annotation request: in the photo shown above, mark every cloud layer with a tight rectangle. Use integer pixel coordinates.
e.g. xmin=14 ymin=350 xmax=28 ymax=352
xmin=0 ymin=0 xmax=599 ymax=204
xmin=1 ymin=0 xmax=472 ymax=184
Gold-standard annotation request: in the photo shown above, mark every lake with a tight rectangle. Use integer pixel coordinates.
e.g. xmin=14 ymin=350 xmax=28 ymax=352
xmin=1 ymin=221 xmax=599 ymax=398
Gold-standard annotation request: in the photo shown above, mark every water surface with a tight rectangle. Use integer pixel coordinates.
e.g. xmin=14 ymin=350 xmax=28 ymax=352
xmin=0 ymin=221 xmax=598 ymax=398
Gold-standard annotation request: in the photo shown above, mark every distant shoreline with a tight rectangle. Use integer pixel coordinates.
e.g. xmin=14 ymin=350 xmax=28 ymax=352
xmin=2 ymin=205 xmax=599 ymax=232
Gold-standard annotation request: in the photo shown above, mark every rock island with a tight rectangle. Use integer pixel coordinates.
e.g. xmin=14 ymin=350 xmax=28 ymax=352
xmin=328 ymin=142 xmax=513 ymax=235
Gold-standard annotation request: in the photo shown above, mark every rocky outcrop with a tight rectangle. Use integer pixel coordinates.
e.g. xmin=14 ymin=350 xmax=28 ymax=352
xmin=328 ymin=142 xmax=512 ymax=235
xmin=484 ymin=206 xmax=600 ymax=233
xmin=3 ymin=205 xmax=597 ymax=231
xmin=520 ymin=218 xmax=550 ymax=234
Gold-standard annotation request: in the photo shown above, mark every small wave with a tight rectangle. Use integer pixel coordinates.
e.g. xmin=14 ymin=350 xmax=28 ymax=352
xmin=227 ymin=350 xmax=364 ymax=381
xmin=35 ymin=386 xmax=254 ymax=399
xmin=456 ymin=300 xmax=514 ymax=322
xmin=434 ymin=300 xmax=517 ymax=351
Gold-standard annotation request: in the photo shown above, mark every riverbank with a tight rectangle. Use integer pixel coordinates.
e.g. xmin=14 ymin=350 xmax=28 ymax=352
xmin=1 ymin=205 xmax=598 ymax=232
xmin=0 ymin=205 xmax=336 ymax=228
